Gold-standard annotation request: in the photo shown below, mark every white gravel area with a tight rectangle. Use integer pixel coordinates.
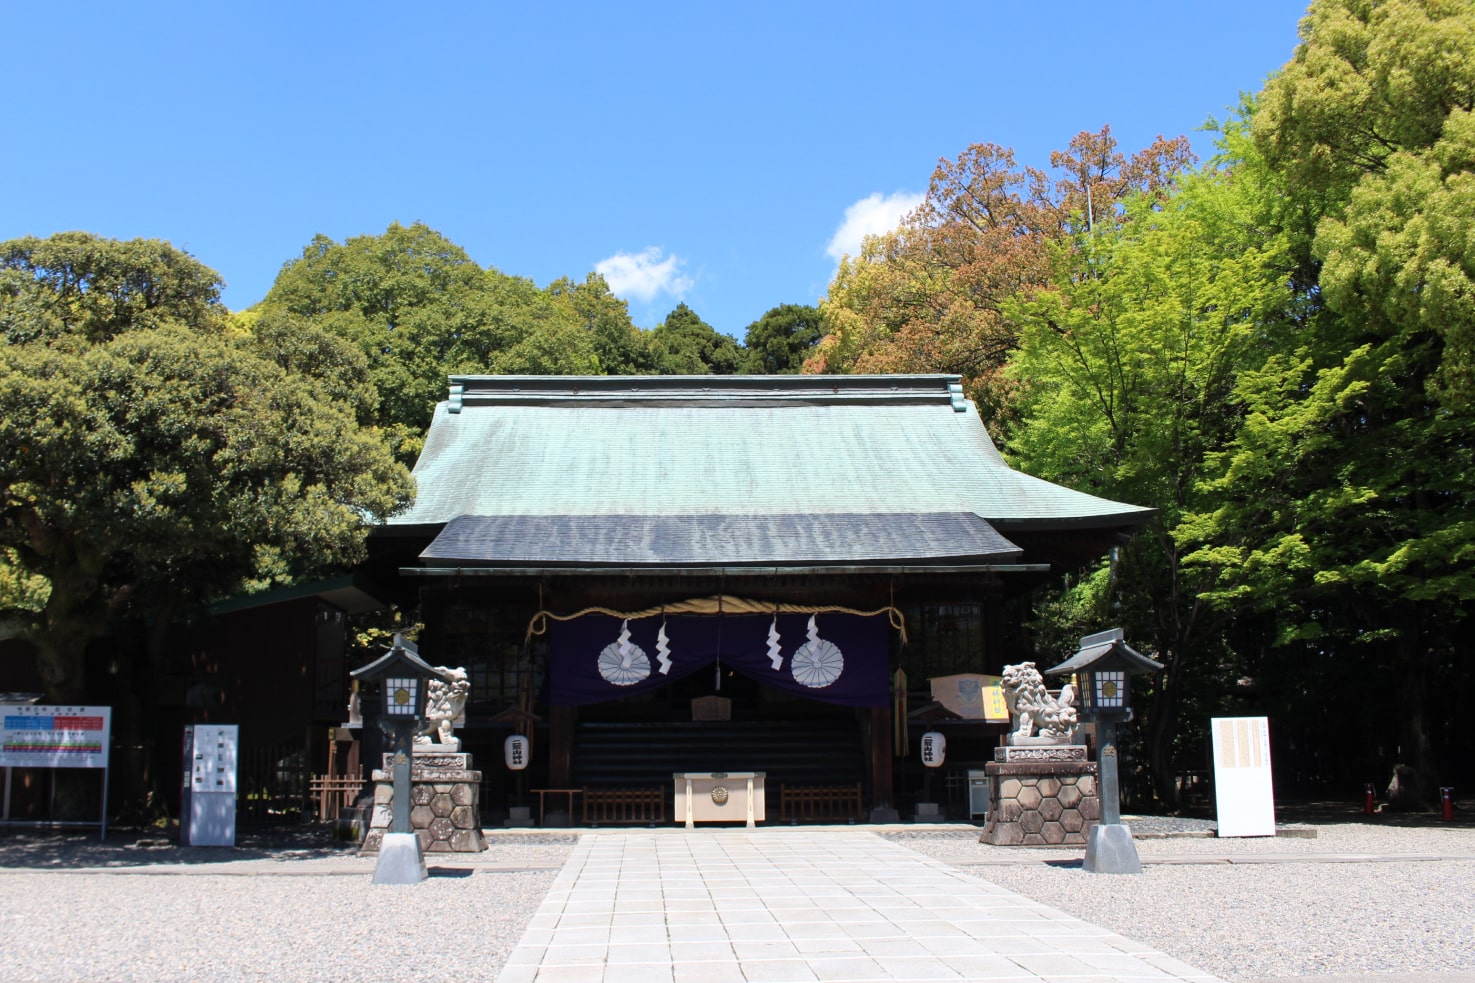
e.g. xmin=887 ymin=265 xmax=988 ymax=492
xmin=890 ymin=823 xmax=1475 ymax=983
xmin=0 ymin=831 xmax=576 ymax=983
xmin=4 ymin=823 xmax=1473 ymax=982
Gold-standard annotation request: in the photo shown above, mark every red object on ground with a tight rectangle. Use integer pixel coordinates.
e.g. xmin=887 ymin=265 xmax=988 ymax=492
xmin=1441 ymin=787 xmax=1455 ymax=821
xmin=1364 ymin=783 xmax=1376 ymax=815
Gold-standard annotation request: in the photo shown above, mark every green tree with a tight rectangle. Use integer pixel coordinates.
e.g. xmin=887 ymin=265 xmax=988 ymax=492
xmin=0 ymin=234 xmax=414 ymax=704
xmin=814 ymin=129 xmax=1194 ymax=418
xmin=548 ymin=273 xmax=658 ymax=374
xmin=1007 ymin=160 xmax=1293 ymax=801
xmin=743 ymin=304 xmax=824 ymax=373
xmin=1179 ymin=0 xmax=1475 ymax=800
xmin=650 ymin=303 xmax=744 ymax=374
xmin=262 ymin=222 xmax=599 ymax=446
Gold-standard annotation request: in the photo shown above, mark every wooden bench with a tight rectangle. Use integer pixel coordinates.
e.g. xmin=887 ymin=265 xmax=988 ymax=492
xmin=582 ymin=786 xmax=666 ymax=825
xmin=780 ymin=783 xmax=863 ymax=823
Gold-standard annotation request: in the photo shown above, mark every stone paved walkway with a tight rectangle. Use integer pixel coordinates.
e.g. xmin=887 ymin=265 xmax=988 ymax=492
xmin=496 ymin=829 xmax=1226 ymax=983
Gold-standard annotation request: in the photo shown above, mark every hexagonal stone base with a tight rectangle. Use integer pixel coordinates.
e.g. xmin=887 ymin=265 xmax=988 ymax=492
xmin=979 ymin=761 xmax=1100 ymax=846
xmin=362 ymin=758 xmax=487 ymax=855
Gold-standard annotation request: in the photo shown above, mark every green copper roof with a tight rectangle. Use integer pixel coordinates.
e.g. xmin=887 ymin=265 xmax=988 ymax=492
xmin=393 ymin=375 xmax=1152 ymax=531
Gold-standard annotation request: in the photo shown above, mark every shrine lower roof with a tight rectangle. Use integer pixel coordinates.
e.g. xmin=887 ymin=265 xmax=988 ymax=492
xmin=419 ymin=512 xmax=1026 ymax=569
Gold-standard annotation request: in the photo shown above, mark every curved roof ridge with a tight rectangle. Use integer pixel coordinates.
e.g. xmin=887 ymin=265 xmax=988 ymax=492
xmin=447 ymin=373 xmax=970 ymax=411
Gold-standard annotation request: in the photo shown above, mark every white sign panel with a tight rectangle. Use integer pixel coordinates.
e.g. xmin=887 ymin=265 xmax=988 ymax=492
xmin=1211 ymin=716 xmax=1276 ymax=837
xmin=187 ymin=725 xmax=239 ymax=793
xmin=0 ymin=705 xmax=111 ymax=769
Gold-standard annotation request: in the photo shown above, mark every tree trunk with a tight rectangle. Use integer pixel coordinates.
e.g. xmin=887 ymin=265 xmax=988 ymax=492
xmin=33 ymin=535 xmax=109 ymax=703
xmin=1390 ymin=607 xmax=1438 ymax=806
xmin=1146 ymin=646 xmax=1183 ymax=808
xmin=32 ymin=541 xmax=110 ymax=821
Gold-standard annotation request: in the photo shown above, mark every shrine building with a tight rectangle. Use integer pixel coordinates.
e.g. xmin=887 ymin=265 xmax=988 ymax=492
xmin=365 ymin=374 xmax=1151 ymax=824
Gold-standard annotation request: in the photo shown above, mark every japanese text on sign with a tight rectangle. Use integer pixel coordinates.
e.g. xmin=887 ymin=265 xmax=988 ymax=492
xmin=1 ymin=705 xmax=112 ymax=769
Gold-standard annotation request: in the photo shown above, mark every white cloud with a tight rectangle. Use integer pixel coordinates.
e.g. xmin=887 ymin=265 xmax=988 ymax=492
xmin=825 ymin=191 xmax=925 ymax=265
xmin=595 ymin=247 xmax=693 ymax=303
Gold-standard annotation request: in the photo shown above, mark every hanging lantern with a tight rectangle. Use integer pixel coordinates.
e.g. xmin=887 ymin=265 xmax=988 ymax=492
xmin=920 ymin=731 xmax=946 ymax=767
xmin=504 ymin=734 xmax=530 ymax=771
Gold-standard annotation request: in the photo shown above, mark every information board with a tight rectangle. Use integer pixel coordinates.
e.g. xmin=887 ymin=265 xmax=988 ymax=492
xmin=929 ymin=673 xmax=1011 ymax=722
xmin=0 ymin=705 xmax=111 ymax=769
xmin=1211 ymin=716 xmax=1276 ymax=837
xmin=181 ymin=724 xmax=239 ymax=846
xmin=185 ymin=724 xmax=239 ymax=793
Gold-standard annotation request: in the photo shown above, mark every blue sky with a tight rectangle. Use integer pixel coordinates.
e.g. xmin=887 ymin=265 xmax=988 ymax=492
xmin=4 ymin=1 xmax=1309 ymax=337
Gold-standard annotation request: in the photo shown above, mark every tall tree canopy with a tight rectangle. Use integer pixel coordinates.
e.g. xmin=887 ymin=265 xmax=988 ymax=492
xmin=1006 ymin=151 xmax=1295 ymax=797
xmin=1178 ymin=0 xmax=1475 ymax=798
xmin=0 ymin=233 xmax=413 ymax=702
xmin=261 ymin=222 xmax=603 ymax=447
xmin=548 ymin=273 xmax=660 ymax=375
xmin=812 ymin=128 xmax=1193 ymax=418
xmin=743 ymin=304 xmax=824 ymax=374
xmin=649 ymin=303 xmax=744 ymax=374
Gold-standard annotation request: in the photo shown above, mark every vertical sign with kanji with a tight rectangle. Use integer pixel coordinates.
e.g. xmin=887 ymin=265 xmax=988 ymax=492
xmin=1211 ymin=716 xmax=1276 ymax=837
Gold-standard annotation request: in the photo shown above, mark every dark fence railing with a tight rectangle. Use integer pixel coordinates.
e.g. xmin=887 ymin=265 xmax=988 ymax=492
xmin=238 ymin=744 xmax=310 ymax=824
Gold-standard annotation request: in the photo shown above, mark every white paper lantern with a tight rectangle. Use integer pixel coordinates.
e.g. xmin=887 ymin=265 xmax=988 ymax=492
xmin=920 ymin=731 xmax=946 ymax=767
xmin=504 ymin=734 xmax=530 ymax=771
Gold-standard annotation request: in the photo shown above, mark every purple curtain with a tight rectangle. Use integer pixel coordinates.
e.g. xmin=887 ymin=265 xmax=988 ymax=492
xmin=548 ymin=611 xmax=890 ymax=707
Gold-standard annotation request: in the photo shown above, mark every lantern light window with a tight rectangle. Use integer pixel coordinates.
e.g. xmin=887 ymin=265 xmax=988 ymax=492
xmin=1093 ymin=670 xmax=1126 ymax=709
xmin=384 ymin=677 xmax=419 ymax=715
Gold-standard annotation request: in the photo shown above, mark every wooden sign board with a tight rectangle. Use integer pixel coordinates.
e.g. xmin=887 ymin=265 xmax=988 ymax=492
xmin=691 ymin=695 xmax=732 ymax=721
xmin=929 ymin=674 xmax=1010 ymax=722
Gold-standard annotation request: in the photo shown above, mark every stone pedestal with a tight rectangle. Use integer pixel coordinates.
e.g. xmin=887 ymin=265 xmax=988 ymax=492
xmin=362 ymin=745 xmax=487 ymax=854
xmin=979 ymin=745 xmax=1100 ymax=846
xmin=1083 ymin=822 xmax=1141 ymax=873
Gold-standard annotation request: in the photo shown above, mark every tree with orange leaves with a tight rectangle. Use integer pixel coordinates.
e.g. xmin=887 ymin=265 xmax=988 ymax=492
xmin=811 ymin=128 xmax=1193 ymax=424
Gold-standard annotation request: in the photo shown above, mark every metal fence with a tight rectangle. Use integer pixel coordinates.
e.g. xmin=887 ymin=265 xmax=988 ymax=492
xmin=238 ymin=744 xmax=310 ymax=824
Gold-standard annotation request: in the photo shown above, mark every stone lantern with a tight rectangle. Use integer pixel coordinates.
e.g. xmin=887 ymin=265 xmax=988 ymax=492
xmin=351 ymin=634 xmax=448 ymax=884
xmin=1046 ymin=628 xmax=1162 ymax=874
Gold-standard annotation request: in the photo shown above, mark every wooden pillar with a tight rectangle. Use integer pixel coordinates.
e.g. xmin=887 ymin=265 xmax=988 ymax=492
xmin=549 ymin=705 xmax=575 ymax=787
xmin=869 ymin=705 xmax=893 ymax=811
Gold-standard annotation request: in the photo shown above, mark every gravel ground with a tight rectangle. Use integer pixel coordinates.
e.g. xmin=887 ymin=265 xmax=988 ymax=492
xmin=890 ymin=821 xmax=1475 ymax=983
xmin=0 ymin=829 xmax=577 ymax=983
xmin=3 ymin=821 xmax=1472 ymax=982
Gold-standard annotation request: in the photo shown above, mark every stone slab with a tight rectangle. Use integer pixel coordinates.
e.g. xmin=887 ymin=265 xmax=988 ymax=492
xmin=994 ymin=745 xmax=1087 ymax=762
xmin=371 ymin=768 xmax=482 ymax=783
xmin=985 ymin=760 xmax=1099 ymax=777
xmin=382 ymin=752 xmax=471 ymax=771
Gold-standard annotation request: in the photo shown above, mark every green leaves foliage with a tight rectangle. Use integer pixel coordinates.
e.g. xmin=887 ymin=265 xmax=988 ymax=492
xmin=650 ymin=303 xmax=744 ymax=375
xmin=262 ymin=222 xmax=601 ymax=440
xmin=743 ymin=304 xmax=824 ymax=374
xmin=0 ymin=233 xmax=413 ymax=700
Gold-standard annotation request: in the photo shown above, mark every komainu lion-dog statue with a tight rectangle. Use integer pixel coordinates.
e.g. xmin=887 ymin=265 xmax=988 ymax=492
xmin=415 ymin=666 xmax=471 ymax=746
xmin=1000 ymin=661 xmax=1079 ymax=744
